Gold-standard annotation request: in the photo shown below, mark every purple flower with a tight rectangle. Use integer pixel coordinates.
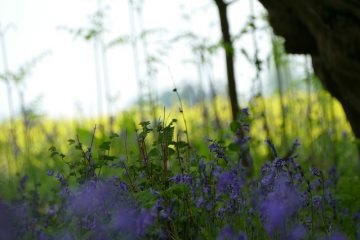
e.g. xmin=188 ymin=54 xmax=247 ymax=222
xmin=70 ymin=180 xmax=130 ymax=217
xmin=0 ymin=201 xmax=29 ymax=239
xmin=265 ymin=139 xmax=278 ymax=158
xmin=81 ymin=216 xmax=96 ymax=230
xmin=310 ymin=167 xmax=322 ymax=177
xmin=56 ymin=232 xmax=74 ymax=240
xmin=310 ymin=178 xmax=321 ymax=191
xmin=203 ymin=186 xmax=211 ymax=195
xmin=312 ymin=196 xmax=323 ymax=208
xmin=169 ymin=174 xmax=192 ymax=185
xmin=199 ymin=159 xmax=206 ymax=173
xmin=113 ymin=207 xmax=153 ymax=237
xmin=159 ymin=209 xmax=170 ymax=219
xmin=217 ymin=226 xmax=235 ymax=240
xmin=273 ymin=158 xmax=283 ymax=169
xmin=0 ymin=203 xmax=18 ymax=239
xmin=37 ymin=231 xmax=50 ymax=240
xmin=196 ymin=196 xmax=205 ymax=208
xmin=153 ymin=198 xmax=164 ymax=211
xmin=241 ymin=123 xmax=250 ymax=132
xmin=119 ymin=181 xmax=128 ymax=191
xmin=216 ymin=170 xmax=244 ymax=198
xmin=19 ymin=175 xmax=28 ymax=190
xmin=327 ymin=166 xmax=338 ymax=186
xmin=217 ymin=226 xmax=247 ymax=240
xmin=208 ymin=139 xmax=227 ymax=161
xmin=47 ymin=169 xmax=54 ymax=176
xmin=47 ymin=205 xmax=57 ymax=216
xmin=293 ymin=173 xmax=303 ymax=183
xmin=241 ymin=108 xmax=249 ymax=117
xmin=288 ymin=224 xmax=307 ymax=240
xmin=217 ymin=207 xmax=226 ymax=219
xmin=217 ymin=171 xmax=235 ymax=192
xmin=261 ymin=168 xmax=276 ymax=190
xmin=259 ymin=175 xmax=302 ymax=235
xmin=325 ymin=232 xmax=348 ymax=240
xmin=56 ymin=171 xmax=64 ymax=181
xmin=353 ymin=211 xmax=360 ymax=221
xmin=239 ymin=136 xmax=251 ymax=144
xmin=206 ymin=201 xmax=215 ymax=211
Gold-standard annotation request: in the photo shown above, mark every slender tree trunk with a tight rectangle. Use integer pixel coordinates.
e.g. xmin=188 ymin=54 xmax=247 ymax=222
xmin=272 ymin=36 xmax=287 ymax=147
xmin=137 ymin=4 xmax=158 ymax=123
xmin=97 ymin=0 xmax=111 ymax=117
xmin=93 ymin=39 xmax=103 ymax=120
xmin=248 ymin=0 xmax=271 ymax=144
xmin=214 ymin=0 xmax=253 ymax=170
xmin=128 ymin=0 xmax=145 ymax=121
xmin=0 ymin=27 xmax=19 ymax=164
xmin=206 ymin=60 xmax=223 ymax=134
xmin=214 ymin=0 xmax=239 ymax=121
xmin=197 ymin=52 xmax=210 ymax=137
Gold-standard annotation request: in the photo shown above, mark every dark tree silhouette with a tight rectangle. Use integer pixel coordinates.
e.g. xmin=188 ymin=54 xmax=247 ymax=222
xmin=258 ymin=0 xmax=360 ymax=163
xmin=213 ymin=0 xmax=239 ymax=122
xmin=214 ymin=0 xmax=253 ymax=170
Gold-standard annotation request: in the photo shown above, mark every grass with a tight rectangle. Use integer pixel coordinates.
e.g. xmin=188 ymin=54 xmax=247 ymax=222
xmin=0 ymin=89 xmax=359 ymax=239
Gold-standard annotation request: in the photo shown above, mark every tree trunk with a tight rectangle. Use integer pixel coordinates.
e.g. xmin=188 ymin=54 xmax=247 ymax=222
xmin=258 ymin=0 xmax=360 ymax=166
xmin=214 ymin=0 xmax=253 ymax=170
xmin=214 ymin=0 xmax=240 ymax=121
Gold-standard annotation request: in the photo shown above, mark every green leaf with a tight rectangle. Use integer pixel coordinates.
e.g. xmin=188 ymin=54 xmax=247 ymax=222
xmin=109 ymin=133 xmax=119 ymax=139
xmin=149 ymin=148 xmax=160 ymax=158
xmin=162 ymin=183 xmax=189 ymax=198
xmin=167 ymin=147 xmax=176 ymax=156
xmin=103 ymin=155 xmax=116 ymax=161
xmin=174 ymin=141 xmax=188 ymax=149
xmin=50 ymin=151 xmax=59 ymax=157
xmin=99 ymin=141 xmax=111 ymax=151
xmin=134 ymin=189 xmax=157 ymax=209
xmin=107 ymin=36 xmax=129 ymax=48
xmin=75 ymin=145 xmax=82 ymax=150
xmin=228 ymin=142 xmax=240 ymax=151
xmin=48 ymin=146 xmax=57 ymax=152
xmin=159 ymin=126 xmax=174 ymax=145
xmin=190 ymin=166 xmax=198 ymax=173
xmin=230 ymin=121 xmax=241 ymax=133
xmin=67 ymin=139 xmax=75 ymax=145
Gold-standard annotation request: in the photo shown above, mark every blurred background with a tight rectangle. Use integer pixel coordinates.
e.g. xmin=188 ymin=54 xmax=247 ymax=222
xmin=0 ymin=0 xmax=358 ymax=192
xmin=0 ymin=0 xmax=271 ymax=119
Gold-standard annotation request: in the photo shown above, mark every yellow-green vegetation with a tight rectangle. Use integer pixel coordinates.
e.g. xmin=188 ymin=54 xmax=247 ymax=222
xmin=0 ymin=89 xmax=356 ymax=184
xmin=0 ymin=90 xmax=359 ymax=239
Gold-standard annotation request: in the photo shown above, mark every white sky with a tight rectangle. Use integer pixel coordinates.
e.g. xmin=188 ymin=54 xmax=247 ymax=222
xmin=0 ymin=0 xmax=270 ymax=120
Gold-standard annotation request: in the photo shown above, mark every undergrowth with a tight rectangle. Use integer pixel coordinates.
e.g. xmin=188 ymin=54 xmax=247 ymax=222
xmin=0 ymin=107 xmax=359 ymax=239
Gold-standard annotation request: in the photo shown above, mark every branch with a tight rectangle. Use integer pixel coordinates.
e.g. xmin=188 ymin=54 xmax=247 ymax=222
xmin=226 ymin=0 xmax=240 ymax=6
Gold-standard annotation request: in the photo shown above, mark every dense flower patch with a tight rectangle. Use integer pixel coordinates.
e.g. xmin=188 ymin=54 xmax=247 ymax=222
xmin=0 ymin=111 xmax=359 ymax=239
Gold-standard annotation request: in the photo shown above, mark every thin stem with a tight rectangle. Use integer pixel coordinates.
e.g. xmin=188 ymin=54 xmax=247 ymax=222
xmin=248 ymin=0 xmax=271 ymax=142
xmin=128 ymin=0 xmax=145 ymax=120
xmin=271 ymin=35 xmax=287 ymax=147
xmin=169 ymin=70 xmax=190 ymax=145
xmin=94 ymin=38 xmax=103 ymax=120
xmin=124 ymin=129 xmax=138 ymax=192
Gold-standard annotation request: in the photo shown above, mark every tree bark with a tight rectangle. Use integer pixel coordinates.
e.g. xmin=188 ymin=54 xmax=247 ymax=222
xmin=257 ymin=0 xmax=360 ymax=131
xmin=258 ymin=0 xmax=360 ymax=166
xmin=214 ymin=0 xmax=240 ymax=121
